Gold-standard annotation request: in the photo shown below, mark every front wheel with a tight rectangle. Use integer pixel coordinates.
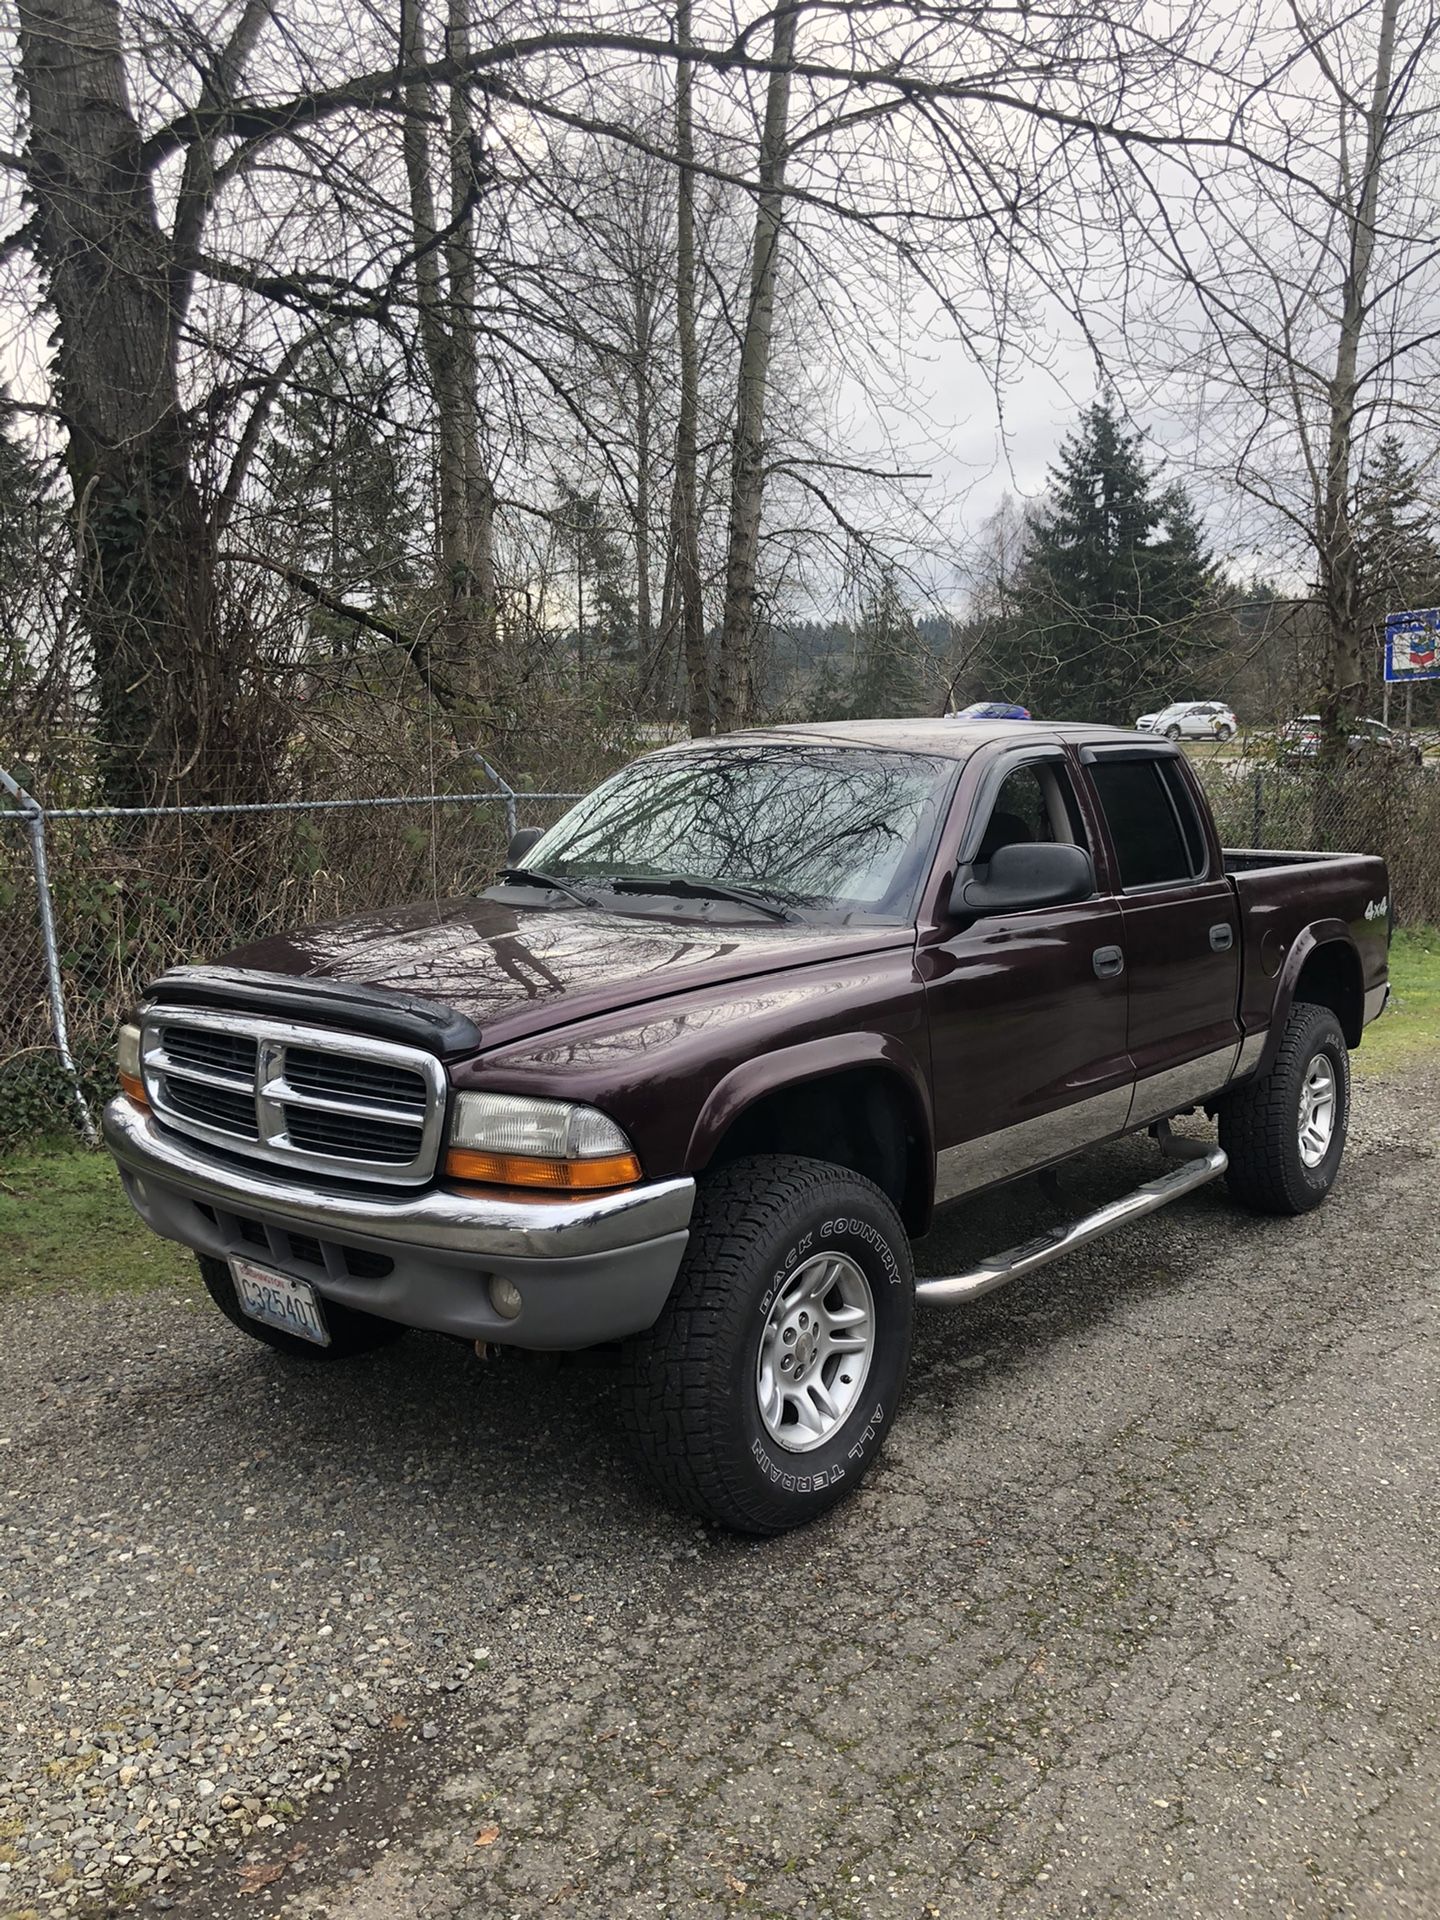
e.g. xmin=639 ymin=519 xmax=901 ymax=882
xmin=1218 ymin=1001 xmax=1350 ymax=1214
xmin=619 ymin=1156 xmax=914 ymax=1534
xmin=1164 ymin=723 xmax=1183 ymax=740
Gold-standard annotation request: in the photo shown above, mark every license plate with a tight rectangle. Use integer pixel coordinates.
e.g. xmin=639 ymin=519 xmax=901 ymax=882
xmin=229 ymin=1257 xmax=330 ymax=1347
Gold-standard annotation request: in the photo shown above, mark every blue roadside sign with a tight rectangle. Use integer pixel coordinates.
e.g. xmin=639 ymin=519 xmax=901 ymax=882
xmin=1385 ymin=608 xmax=1440 ymax=682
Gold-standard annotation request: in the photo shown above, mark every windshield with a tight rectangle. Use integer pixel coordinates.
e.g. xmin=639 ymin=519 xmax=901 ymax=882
xmin=521 ymin=743 xmax=956 ymax=918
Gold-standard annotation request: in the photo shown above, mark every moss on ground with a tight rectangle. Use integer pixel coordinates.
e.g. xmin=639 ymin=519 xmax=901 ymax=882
xmin=0 ymin=1137 xmax=195 ymax=1299
xmin=1355 ymin=927 xmax=1440 ymax=1076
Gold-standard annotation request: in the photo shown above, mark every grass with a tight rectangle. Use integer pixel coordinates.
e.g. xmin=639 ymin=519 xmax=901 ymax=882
xmin=1355 ymin=925 xmax=1440 ymax=1076
xmin=0 ymin=932 xmax=1435 ymax=1301
xmin=0 ymin=1138 xmax=196 ymax=1300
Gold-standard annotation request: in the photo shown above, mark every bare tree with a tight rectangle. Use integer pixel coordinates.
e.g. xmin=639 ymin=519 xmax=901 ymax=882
xmin=13 ymin=0 xmax=271 ymax=805
xmin=714 ymin=0 xmax=799 ymax=730
xmin=5 ymin=0 xmax=1266 ymax=798
xmin=399 ymin=0 xmax=497 ymax=732
xmin=1114 ymin=0 xmax=1440 ymax=757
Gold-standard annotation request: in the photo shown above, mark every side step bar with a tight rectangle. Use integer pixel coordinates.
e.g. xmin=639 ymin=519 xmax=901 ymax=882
xmin=915 ymin=1140 xmax=1228 ymax=1308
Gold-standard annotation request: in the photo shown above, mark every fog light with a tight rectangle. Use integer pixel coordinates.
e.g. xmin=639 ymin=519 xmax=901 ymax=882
xmin=489 ymin=1276 xmax=523 ymax=1320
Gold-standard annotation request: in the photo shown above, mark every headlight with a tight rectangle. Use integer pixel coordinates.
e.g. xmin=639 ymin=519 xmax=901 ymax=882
xmin=117 ymin=1021 xmax=147 ymax=1106
xmin=445 ymin=1092 xmax=641 ymax=1190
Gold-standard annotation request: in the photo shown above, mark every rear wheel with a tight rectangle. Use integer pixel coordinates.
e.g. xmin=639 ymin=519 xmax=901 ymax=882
xmin=196 ymin=1255 xmax=406 ymax=1361
xmin=1218 ymin=1001 xmax=1350 ymax=1215
xmin=1215 ymin=722 xmax=1235 ymax=742
xmin=619 ymin=1156 xmax=914 ymax=1534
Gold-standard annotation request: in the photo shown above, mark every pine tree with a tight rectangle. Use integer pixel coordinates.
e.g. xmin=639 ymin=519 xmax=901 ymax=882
xmin=553 ymin=485 xmax=636 ymax=670
xmin=1354 ymin=434 xmax=1439 ymax=621
xmin=261 ymin=350 xmax=418 ymax=629
xmin=1009 ymin=401 xmax=1222 ymax=723
xmin=1355 ymin=433 xmax=1440 ymax=722
xmin=845 ymin=566 xmax=926 ymax=717
xmin=0 ymin=403 xmax=62 ymax=705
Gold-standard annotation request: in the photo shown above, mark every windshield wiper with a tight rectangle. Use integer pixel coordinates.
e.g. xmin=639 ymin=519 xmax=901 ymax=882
xmin=609 ymin=874 xmax=798 ymax=923
xmin=500 ymin=866 xmax=601 ymax=910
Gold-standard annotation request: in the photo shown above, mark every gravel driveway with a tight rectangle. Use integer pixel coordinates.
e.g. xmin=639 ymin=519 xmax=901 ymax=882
xmin=2 ymin=1063 xmax=1437 ymax=1920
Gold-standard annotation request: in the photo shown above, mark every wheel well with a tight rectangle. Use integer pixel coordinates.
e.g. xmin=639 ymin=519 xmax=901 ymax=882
xmin=1292 ymin=940 xmax=1363 ymax=1047
xmin=704 ymin=1067 xmax=930 ymax=1233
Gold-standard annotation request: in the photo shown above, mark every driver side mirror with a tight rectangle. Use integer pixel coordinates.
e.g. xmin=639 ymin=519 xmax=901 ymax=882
xmin=950 ymin=841 xmax=1095 ymax=919
xmin=506 ymin=826 xmax=544 ymax=866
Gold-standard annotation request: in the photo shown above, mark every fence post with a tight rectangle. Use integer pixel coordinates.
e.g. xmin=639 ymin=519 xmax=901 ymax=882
xmin=1251 ymin=767 xmax=1265 ymax=846
xmin=471 ymin=753 xmax=518 ymax=842
xmin=0 ymin=765 xmax=98 ymax=1146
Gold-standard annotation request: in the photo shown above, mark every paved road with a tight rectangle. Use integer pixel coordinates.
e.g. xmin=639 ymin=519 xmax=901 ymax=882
xmin=2 ymin=1064 xmax=1437 ymax=1920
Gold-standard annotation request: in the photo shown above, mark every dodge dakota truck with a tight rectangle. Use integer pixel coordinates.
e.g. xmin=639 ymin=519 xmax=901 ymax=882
xmin=104 ymin=720 xmax=1390 ymax=1533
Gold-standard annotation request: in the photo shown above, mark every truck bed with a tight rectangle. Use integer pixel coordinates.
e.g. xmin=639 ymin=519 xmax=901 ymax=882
xmin=1224 ymin=847 xmax=1389 ymax=1048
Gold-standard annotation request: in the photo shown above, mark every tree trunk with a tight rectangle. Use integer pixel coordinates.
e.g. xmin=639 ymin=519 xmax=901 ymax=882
xmin=715 ymin=0 xmax=799 ymax=732
xmin=444 ymin=0 xmax=498 ymax=647
xmin=633 ymin=287 xmax=654 ymax=673
xmin=674 ymin=0 xmax=710 ymax=737
xmin=399 ymin=0 xmax=496 ymax=736
xmin=17 ymin=0 xmax=243 ymax=806
xmin=1316 ymin=0 xmax=1398 ymax=770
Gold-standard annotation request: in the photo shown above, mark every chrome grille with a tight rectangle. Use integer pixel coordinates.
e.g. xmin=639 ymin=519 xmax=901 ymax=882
xmin=139 ymin=1008 xmax=447 ymax=1186
xmin=284 ymin=1046 xmax=428 ymax=1113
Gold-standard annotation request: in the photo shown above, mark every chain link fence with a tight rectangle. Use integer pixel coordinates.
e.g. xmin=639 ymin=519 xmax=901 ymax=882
xmin=4 ymin=747 xmax=1438 ymax=1150
xmin=1 ymin=767 xmax=583 ymax=1149
xmin=1190 ymin=750 xmax=1440 ymax=922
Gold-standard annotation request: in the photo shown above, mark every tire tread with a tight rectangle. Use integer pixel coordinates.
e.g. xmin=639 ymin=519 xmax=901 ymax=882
xmin=1219 ymin=1000 xmax=1347 ymax=1215
xmin=617 ymin=1155 xmax=911 ymax=1534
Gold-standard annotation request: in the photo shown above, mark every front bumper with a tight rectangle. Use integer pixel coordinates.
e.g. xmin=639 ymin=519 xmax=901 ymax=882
xmin=103 ymin=1097 xmax=695 ymax=1350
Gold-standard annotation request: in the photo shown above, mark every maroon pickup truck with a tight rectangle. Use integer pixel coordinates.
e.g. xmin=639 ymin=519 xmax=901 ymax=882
xmin=105 ymin=720 xmax=1390 ymax=1533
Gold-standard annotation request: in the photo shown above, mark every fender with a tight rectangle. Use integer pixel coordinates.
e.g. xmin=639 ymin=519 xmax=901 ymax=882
xmin=685 ymin=1030 xmax=935 ymax=1188
xmin=1252 ymin=920 xmax=1362 ymax=1079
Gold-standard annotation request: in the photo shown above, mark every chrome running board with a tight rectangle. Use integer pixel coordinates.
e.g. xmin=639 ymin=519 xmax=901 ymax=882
xmin=914 ymin=1141 xmax=1228 ymax=1308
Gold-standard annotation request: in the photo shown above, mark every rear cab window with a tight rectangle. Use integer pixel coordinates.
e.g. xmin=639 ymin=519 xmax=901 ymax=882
xmin=1090 ymin=756 xmax=1208 ymax=890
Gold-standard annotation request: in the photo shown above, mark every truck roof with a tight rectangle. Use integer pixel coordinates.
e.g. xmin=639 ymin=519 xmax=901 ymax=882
xmin=686 ymin=718 xmax=1145 ymax=760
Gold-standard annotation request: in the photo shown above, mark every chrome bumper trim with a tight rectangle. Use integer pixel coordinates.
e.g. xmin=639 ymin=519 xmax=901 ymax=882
xmin=103 ymin=1096 xmax=695 ymax=1260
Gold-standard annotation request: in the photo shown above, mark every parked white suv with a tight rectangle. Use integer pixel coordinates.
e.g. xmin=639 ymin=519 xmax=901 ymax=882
xmin=1135 ymin=700 xmax=1238 ymax=741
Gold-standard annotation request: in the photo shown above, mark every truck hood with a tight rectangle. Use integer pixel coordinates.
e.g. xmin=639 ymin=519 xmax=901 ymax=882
xmin=215 ymin=896 xmax=913 ymax=1053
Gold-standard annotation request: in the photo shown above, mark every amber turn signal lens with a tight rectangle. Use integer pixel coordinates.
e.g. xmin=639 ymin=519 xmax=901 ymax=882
xmin=119 ymin=1071 xmax=149 ymax=1108
xmin=444 ymin=1147 xmax=642 ymax=1191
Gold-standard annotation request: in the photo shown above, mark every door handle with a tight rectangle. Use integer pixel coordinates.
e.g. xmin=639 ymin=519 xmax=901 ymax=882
xmin=1092 ymin=944 xmax=1125 ymax=979
xmin=1209 ymin=923 xmax=1235 ymax=952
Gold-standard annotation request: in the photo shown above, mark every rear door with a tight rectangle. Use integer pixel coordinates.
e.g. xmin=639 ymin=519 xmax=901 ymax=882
xmin=1079 ymin=745 xmax=1242 ymax=1124
xmin=920 ymin=747 xmax=1134 ymax=1201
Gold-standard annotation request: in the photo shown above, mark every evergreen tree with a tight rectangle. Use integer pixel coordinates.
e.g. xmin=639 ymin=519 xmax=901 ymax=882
xmin=553 ymin=485 xmax=636 ymax=668
xmin=844 ymin=566 xmax=927 ymax=717
xmin=0 ymin=403 xmax=62 ymax=705
xmin=1354 ymin=434 xmax=1440 ymax=621
xmin=1354 ymin=433 xmax=1440 ymax=721
xmin=1009 ymin=401 xmax=1222 ymax=723
xmin=261 ymin=350 xmax=418 ymax=631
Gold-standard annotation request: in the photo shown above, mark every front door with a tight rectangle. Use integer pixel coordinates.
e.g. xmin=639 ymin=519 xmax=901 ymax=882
xmin=921 ymin=752 xmax=1133 ymax=1202
xmin=1083 ymin=748 xmax=1242 ymax=1123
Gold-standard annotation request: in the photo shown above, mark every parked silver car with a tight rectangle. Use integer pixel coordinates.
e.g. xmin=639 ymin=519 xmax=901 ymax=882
xmin=1135 ymin=700 xmax=1238 ymax=741
xmin=1278 ymin=715 xmax=1423 ymax=767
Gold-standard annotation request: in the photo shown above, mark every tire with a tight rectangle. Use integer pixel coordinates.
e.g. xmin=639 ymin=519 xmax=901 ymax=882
xmin=1218 ymin=1001 xmax=1350 ymax=1215
xmin=1164 ymin=723 xmax=1182 ymax=740
xmin=1215 ymin=723 xmax=1235 ymax=742
xmin=196 ymin=1254 xmax=406 ymax=1361
xmin=618 ymin=1155 xmax=915 ymax=1535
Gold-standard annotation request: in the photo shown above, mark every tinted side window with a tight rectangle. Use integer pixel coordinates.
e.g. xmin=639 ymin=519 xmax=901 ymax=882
xmin=1158 ymin=760 xmax=1207 ymax=875
xmin=974 ymin=762 xmax=1087 ymax=865
xmin=1091 ymin=760 xmax=1192 ymax=888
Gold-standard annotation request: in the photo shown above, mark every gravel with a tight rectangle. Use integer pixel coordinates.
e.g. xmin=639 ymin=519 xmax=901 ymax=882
xmin=1 ymin=1060 xmax=1437 ymax=1918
